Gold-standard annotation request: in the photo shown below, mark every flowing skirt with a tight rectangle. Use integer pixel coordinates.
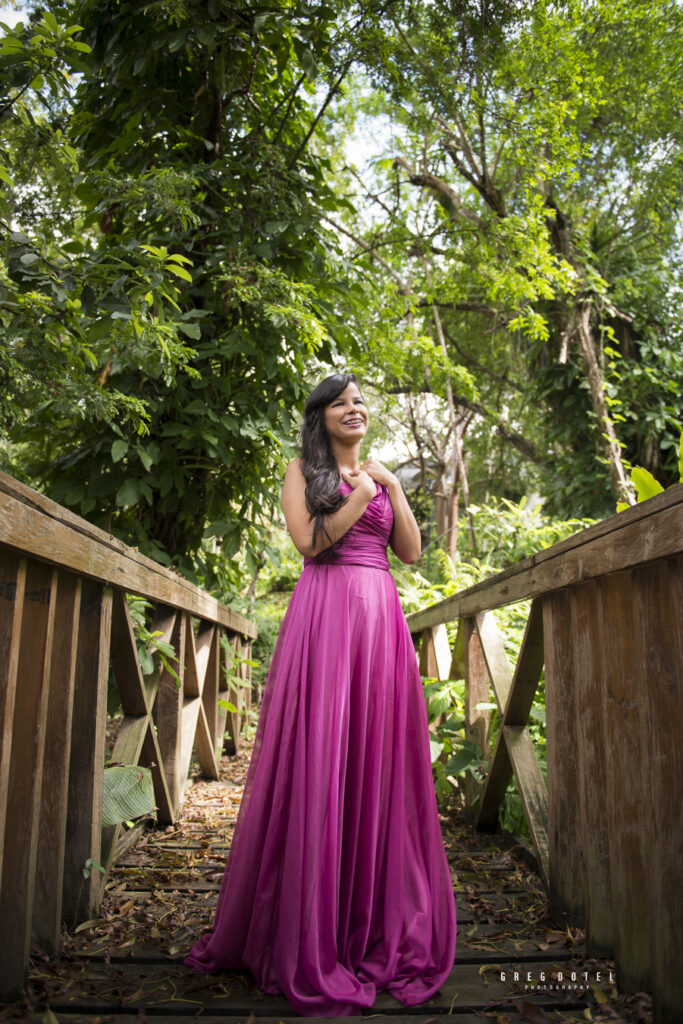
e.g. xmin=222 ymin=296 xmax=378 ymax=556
xmin=184 ymin=561 xmax=457 ymax=1016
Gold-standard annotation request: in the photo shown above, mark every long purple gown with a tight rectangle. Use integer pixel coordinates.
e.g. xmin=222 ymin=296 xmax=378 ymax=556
xmin=184 ymin=479 xmax=457 ymax=1016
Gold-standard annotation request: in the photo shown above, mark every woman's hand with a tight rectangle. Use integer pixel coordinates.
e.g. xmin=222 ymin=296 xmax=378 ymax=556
xmin=358 ymin=459 xmax=422 ymax=564
xmin=359 ymin=459 xmax=397 ymax=489
xmin=340 ymin=467 xmax=377 ymax=500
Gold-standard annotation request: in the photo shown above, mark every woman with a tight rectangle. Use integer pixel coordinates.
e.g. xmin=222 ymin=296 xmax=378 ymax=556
xmin=184 ymin=373 xmax=457 ymax=1016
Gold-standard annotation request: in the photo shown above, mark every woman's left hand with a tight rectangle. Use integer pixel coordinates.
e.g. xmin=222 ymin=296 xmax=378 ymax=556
xmin=359 ymin=459 xmax=397 ymax=489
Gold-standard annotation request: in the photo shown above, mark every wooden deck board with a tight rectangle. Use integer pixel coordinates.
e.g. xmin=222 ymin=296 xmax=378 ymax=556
xmin=2 ymin=741 xmax=650 ymax=1023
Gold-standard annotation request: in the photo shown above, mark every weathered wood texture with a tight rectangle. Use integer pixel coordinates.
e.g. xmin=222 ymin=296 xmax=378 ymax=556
xmin=0 ymin=471 xmax=256 ymax=638
xmin=410 ymin=492 xmax=683 ymax=1024
xmin=543 ymin=562 xmax=683 ymax=1021
xmin=0 ymin=473 xmax=257 ymax=999
xmin=407 ymin=483 xmax=683 ymax=631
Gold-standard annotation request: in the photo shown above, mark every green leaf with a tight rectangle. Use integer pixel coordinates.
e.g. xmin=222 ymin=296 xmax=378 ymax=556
xmin=166 ymin=263 xmax=192 ymax=282
xmin=631 ymin=466 xmax=664 ymax=502
xmin=102 ymin=765 xmax=156 ymax=826
xmin=111 ymin=440 xmax=128 ymax=462
xmin=678 ymin=430 xmax=683 ymax=483
xmin=73 ymin=919 xmax=100 ymax=933
xmin=116 ymin=478 xmax=140 ymax=506
xmin=429 ymin=737 xmax=442 ymax=763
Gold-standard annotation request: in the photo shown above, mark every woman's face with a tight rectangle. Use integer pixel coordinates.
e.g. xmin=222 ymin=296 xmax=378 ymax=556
xmin=323 ymin=381 xmax=369 ymax=443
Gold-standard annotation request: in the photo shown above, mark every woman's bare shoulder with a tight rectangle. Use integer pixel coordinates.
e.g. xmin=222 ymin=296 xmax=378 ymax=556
xmin=285 ymin=457 xmax=304 ymax=477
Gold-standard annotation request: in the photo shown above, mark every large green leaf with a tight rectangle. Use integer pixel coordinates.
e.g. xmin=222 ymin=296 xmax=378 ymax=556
xmin=102 ymin=765 xmax=156 ymax=827
xmin=631 ymin=466 xmax=665 ymax=502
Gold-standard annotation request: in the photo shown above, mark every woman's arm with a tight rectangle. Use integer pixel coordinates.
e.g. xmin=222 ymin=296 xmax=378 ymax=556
xmin=281 ymin=459 xmax=376 ymax=559
xmin=361 ymin=459 xmax=422 ymax=565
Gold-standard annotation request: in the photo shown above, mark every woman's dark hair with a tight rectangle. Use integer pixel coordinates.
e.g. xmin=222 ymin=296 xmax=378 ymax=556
xmin=299 ymin=372 xmax=362 ymax=550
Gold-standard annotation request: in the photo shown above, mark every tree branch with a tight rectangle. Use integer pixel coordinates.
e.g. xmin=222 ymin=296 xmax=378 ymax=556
xmin=392 ymin=156 xmax=482 ymax=225
xmin=288 ymin=62 xmax=351 ymax=169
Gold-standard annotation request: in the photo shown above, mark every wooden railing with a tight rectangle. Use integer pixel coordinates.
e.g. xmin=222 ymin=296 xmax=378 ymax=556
xmin=407 ymin=483 xmax=683 ymax=1024
xmin=0 ymin=471 xmax=257 ymax=997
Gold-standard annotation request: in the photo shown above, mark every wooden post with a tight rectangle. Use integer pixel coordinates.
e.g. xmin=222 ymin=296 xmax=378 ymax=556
xmin=543 ymin=589 xmax=585 ymax=927
xmin=463 ymin=617 xmax=492 ymax=816
xmin=224 ymin=634 xmax=242 ymax=755
xmin=476 ymin=602 xmax=549 ymax=882
xmin=0 ymin=551 xmax=26 ymax=890
xmin=0 ymin=561 xmax=57 ymax=996
xmin=636 ymin=558 xmax=683 ymax=1022
xmin=33 ymin=572 xmax=81 ymax=954
xmin=570 ymin=580 xmax=614 ymax=956
xmin=599 ymin=569 xmax=650 ymax=990
xmin=62 ymin=580 xmax=112 ymax=924
xmin=203 ymin=625 xmax=220 ymax=754
xmin=154 ymin=611 xmax=186 ymax=818
xmin=418 ymin=624 xmax=451 ymax=681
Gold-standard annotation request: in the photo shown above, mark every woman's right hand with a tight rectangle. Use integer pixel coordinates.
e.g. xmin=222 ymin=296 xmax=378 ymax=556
xmin=340 ymin=468 xmax=377 ymax=501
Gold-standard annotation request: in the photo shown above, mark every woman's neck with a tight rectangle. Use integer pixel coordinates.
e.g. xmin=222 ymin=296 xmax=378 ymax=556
xmin=331 ymin=438 xmax=361 ymax=474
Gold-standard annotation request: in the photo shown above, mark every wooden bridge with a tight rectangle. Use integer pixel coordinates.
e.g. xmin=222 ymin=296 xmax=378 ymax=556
xmin=0 ymin=469 xmax=681 ymax=1023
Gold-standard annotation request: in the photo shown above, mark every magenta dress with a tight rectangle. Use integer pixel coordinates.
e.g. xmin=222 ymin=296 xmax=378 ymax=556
xmin=184 ymin=480 xmax=457 ymax=1016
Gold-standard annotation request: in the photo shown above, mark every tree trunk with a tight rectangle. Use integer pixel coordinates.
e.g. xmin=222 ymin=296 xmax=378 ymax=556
xmin=574 ymin=301 xmax=636 ymax=507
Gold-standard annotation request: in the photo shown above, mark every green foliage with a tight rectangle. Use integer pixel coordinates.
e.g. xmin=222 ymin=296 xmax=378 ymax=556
xmin=126 ymin=595 xmax=180 ymax=681
xmin=458 ymin=497 xmax=598 ymax=567
xmin=328 ymin=0 xmax=683 ymax=518
xmin=1 ymin=0 xmax=373 ymax=597
xmin=102 ymin=765 xmax=156 ymax=827
xmin=616 ymin=430 xmax=683 ymax=511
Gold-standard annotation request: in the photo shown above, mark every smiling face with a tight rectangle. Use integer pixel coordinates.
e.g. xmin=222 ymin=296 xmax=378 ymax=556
xmin=323 ymin=381 xmax=369 ymax=444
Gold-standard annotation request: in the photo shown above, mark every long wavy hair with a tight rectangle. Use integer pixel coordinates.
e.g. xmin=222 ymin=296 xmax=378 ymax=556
xmin=299 ymin=372 xmax=363 ymax=550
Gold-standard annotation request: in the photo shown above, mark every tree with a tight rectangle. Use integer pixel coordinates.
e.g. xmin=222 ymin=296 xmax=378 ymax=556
xmin=1 ymin=0 xmax=378 ymax=595
xmin=328 ymin=0 xmax=683 ymax=520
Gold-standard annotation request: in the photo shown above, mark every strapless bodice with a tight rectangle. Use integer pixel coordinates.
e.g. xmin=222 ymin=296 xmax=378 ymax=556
xmin=303 ymin=479 xmax=394 ymax=571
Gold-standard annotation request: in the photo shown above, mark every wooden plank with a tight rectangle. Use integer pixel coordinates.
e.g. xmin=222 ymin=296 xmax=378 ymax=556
xmin=0 ymin=551 xmax=26 ymax=889
xmin=26 ymin=1015 xmax=593 ymax=1024
xmin=418 ymin=624 xmax=450 ymax=680
xmin=101 ymin=714 xmax=149 ymax=872
xmin=0 ymin=561 xmax=57 ymax=997
xmin=141 ymin=720 xmax=175 ymax=827
xmin=21 ymin=959 xmax=603 ymax=1014
xmin=475 ymin=729 xmax=512 ymax=832
xmin=0 ymin=473 xmax=256 ymax=639
xmin=475 ymin=611 xmax=513 ymax=712
xmin=62 ymin=581 xmax=112 ymax=925
xmin=153 ymin=612 xmax=186 ymax=818
xmin=636 ymin=558 xmax=683 ymax=1021
xmin=599 ymin=570 xmax=650 ymax=990
xmin=33 ymin=571 xmax=81 ymax=955
xmin=463 ymin=618 xmax=491 ymax=814
xmin=504 ymin=598 xmax=545 ymax=726
xmin=543 ymin=590 xmax=584 ymax=928
xmin=110 ymin=590 xmax=147 ymax=716
xmin=194 ymin=702 xmax=220 ymax=779
xmin=194 ymin=620 xmax=215 ymax=692
xmin=407 ymin=484 xmax=683 ymax=630
xmin=203 ymin=626 xmax=220 ymax=755
xmin=178 ymin=695 xmax=202 ymax=795
xmin=503 ymin=725 xmax=549 ymax=884
xmin=477 ymin=600 xmax=545 ymax=834
xmin=570 ymin=580 xmax=613 ymax=956
xmin=105 ymin=600 xmax=177 ymax=860
xmin=224 ymin=635 xmax=242 ymax=755
xmin=449 ymin=618 xmax=465 ymax=679
xmin=215 ymin=630 xmax=229 ymax=760
xmin=183 ymin=612 xmax=201 ymax=698
xmin=102 ymin=592 xmax=152 ymax=875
